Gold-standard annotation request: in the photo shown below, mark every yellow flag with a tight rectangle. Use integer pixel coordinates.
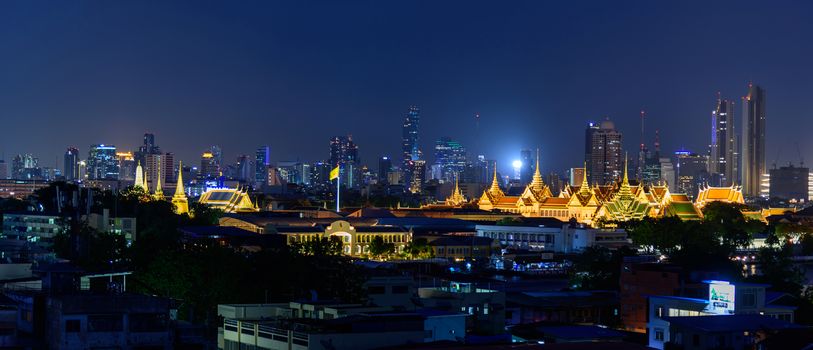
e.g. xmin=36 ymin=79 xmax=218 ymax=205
xmin=329 ymin=166 xmax=340 ymax=180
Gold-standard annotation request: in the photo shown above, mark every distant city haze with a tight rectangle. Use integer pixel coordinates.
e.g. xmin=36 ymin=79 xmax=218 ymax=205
xmin=1 ymin=1 xmax=812 ymax=175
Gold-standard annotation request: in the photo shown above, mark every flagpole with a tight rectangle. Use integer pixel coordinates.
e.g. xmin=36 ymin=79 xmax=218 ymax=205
xmin=335 ymin=165 xmax=341 ymax=212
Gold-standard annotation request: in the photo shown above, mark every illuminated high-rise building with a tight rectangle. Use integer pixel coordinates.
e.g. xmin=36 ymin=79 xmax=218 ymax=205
xmin=433 ymin=137 xmax=467 ymax=183
xmin=402 ymin=105 xmax=421 ymax=184
xmin=200 ymin=151 xmax=219 ymax=179
xmin=675 ymin=151 xmax=708 ymax=199
xmin=410 ymin=160 xmax=426 ymax=194
xmin=255 ymin=146 xmax=270 ymax=186
xmin=145 ymin=153 xmax=174 ymax=191
xmin=0 ymin=160 xmax=7 ymax=180
xmin=741 ymin=83 xmax=766 ymax=197
xmin=378 ymin=156 xmax=392 ymax=184
xmin=585 ymin=119 xmax=623 ymax=185
xmin=329 ymin=135 xmax=360 ymax=188
xmin=709 ymin=95 xmax=737 ymax=186
xmin=64 ymin=147 xmax=80 ymax=181
xmin=87 ymin=144 xmax=118 ymax=180
xmin=116 ymin=151 xmax=136 ymax=182
xmin=12 ymin=154 xmax=38 ymax=180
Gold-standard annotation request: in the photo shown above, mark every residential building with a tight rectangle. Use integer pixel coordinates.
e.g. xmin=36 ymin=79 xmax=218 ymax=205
xmin=1 ymin=211 xmax=67 ymax=246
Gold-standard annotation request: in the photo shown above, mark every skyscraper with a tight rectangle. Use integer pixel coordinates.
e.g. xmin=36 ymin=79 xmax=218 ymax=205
xmin=402 ymin=105 xmax=421 ymax=183
xmin=709 ymin=95 xmax=737 ymax=186
xmin=520 ymin=149 xmax=533 ymax=185
xmin=255 ymin=146 xmax=270 ymax=187
xmin=116 ymin=151 xmax=136 ymax=182
xmin=12 ymin=154 xmax=39 ymax=180
xmin=741 ymin=83 xmax=766 ymax=197
xmin=675 ymin=151 xmax=708 ymax=199
xmin=87 ymin=144 xmax=118 ymax=180
xmin=585 ymin=119 xmax=623 ymax=185
xmin=200 ymin=151 xmax=219 ymax=179
xmin=433 ymin=137 xmax=467 ymax=183
xmin=329 ymin=135 xmax=360 ymax=188
xmin=378 ymin=156 xmax=392 ymax=184
xmin=64 ymin=147 xmax=79 ymax=181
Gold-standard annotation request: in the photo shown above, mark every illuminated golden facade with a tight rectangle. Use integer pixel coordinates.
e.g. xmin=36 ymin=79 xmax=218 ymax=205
xmin=477 ymin=155 xmax=704 ymax=224
xmin=172 ymin=161 xmax=189 ymax=215
xmin=198 ymin=186 xmax=259 ymax=213
xmin=444 ymin=176 xmax=468 ymax=206
xmin=694 ymin=184 xmax=745 ymax=209
xmin=134 ymin=161 xmax=146 ymax=190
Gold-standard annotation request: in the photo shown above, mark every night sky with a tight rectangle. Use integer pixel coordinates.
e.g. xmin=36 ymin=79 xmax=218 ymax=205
xmin=1 ymin=1 xmax=812 ymax=175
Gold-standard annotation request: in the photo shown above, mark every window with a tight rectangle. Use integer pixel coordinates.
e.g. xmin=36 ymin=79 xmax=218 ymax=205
xmin=392 ymin=285 xmax=409 ymax=294
xmin=65 ymin=320 xmax=80 ymax=333
xmin=654 ymin=328 xmax=664 ymax=341
xmin=88 ymin=314 xmax=123 ymax=332
xmin=367 ymin=286 xmax=385 ymax=294
xmin=656 ymin=305 xmax=664 ymax=318
xmin=130 ymin=313 xmax=167 ymax=332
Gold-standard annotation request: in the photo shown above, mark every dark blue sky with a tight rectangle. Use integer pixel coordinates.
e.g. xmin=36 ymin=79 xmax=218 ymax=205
xmin=1 ymin=1 xmax=812 ymax=174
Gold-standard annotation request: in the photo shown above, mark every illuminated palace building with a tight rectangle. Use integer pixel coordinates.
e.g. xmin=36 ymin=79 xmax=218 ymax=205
xmin=474 ymin=151 xmax=766 ymax=225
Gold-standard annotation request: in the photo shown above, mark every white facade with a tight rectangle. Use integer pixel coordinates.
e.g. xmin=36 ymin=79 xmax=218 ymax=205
xmin=475 ymin=224 xmax=629 ymax=253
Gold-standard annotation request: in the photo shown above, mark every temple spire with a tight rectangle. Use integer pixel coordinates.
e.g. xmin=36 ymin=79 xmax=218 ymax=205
xmin=579 ymin=161 xmax=591 ymax=195
xmin=174 ymin=161 xmax=185 ymax=196
xmin=154 ymin=160 xmax=164 ymax=197
xmin=622 ymin=152 xmax=629 ymax=186
xmin=134 ymin=161 xmax=145 ymax=190
xmin=488 ymin=162 xmax=504 ymax=197
xmin=172 ymin=161 xmax=189 ymax=214
xmin=531 ymin=148 xmax=545 ymax=192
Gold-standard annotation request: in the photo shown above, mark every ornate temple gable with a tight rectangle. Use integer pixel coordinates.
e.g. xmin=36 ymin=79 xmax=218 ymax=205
xmin=694 ymin=183 xmax=745 ymax=209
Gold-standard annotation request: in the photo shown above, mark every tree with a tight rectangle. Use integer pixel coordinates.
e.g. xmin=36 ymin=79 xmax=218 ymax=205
xmin=569 ymin=246 xmax=637 ymax=290
xmin=404 ymin=237 xmax=433 ymax=259
xmin=368 ymin=236 xmax=395 ymax=259
xmin=290 ymin=236 xmax=343 ymax=256
xmin=747 ymin=247 xmax=805 ymax=296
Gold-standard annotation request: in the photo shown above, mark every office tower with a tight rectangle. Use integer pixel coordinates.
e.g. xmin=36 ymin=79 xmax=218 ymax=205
xmin=329 ymin=135 xmax=359 ymax=166
xmin=255 ymin=146 xmax=270 ymax=186
xmin=709 ymin=95 xmax=737 ymax=186
xmin=12 ymin=154 xmax=38 ymax=180
xmin=236 ymin=155 xmax=252 ymax=182
xmin=569 ymin=167 xmax=586 ymax=186
xmin=659 ymin=158 xmax=675 ymax=188
xmin=329 ymin=135 xmax=360 ymax=188
xmin=378 ymin=156 xmax=392 ymax=184
xmin=163 ymin=152 xmax=175 ymax=185
xmin=585 ymin=119 xmax=623 ymax=185
xmin=741 ymin=84 xmax=766 ymax=197
xmin=142 ymin=133 xmax=156 ymax=153
xmin=210 ymin=145 xmax=222 ymax=168
xmin=298 ymin=163 xmax=311 ymax=185
xmin=116 ymin=152 xmax=136 ymax=182
xmin=410 ymin=160 xmax=426 ymax=194
xmin=64 ymin=147 xmax=80 ymax=181
xmin=402 ymin=105 xmax=421 ymax=184
xmin=520 ymin=149 xmax=533 ymax=184
xmin=87 ymin=144 xmax=118 ymax=180
xmin=0 ymin=160 xmax=7 ymax=179
xmin=770 ymin=165 xmax=808 ymax=201
xmin=200 ymin=151 xmax=220 ymax=179
xmin=675 ymin=151 xmax=708 ymax=199
xmin=433 ymin=137 xmax=467 ymax=183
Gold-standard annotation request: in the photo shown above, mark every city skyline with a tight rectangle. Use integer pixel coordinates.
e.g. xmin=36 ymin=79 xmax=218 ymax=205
xmin=1 ymin=1 xmax=812 ymax=175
